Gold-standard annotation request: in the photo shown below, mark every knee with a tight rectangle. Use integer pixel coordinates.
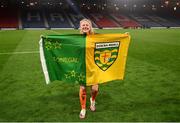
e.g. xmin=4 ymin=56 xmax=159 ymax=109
xmin=80 ymin=86 xmax=86 ymax=94
xmin=92 ymin=84 xmax=99 ymax=92
xmin=80 ymin=86 xmax=86 ymax=90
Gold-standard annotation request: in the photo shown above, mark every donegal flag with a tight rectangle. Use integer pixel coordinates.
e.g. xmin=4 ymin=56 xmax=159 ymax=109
xmin=40 ymin=34 xmax=130 ymax=86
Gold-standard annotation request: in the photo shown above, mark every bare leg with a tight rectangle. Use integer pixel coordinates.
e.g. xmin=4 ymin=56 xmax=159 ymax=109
xmin=79 ymin=86 xmax=86 ymax=119
xmin=91 ymin=84 xmax=99 ymax=101
xmin=79 ymin=86 xmax=86 ymax=109
xmin=90 ymin=84 xmax=99 ymax=111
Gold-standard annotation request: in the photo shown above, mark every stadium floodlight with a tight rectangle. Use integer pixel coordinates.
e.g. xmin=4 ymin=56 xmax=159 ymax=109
xmin=165 ymin=0 xmax=169 ymax=5
xmin=30 ymin=2 xmax=34 ymax=6
xmin=116 ymin=7 xmax=119 ymax=10
xmin=66 ymin=0 xmax=80 ymax=14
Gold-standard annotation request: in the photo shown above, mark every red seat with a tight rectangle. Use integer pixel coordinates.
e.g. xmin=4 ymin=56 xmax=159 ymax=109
xmin=111 ymin=14 xmax=141 ymax=28
xmin=89 ymin=14 xmax=119 ymax=28
xmin=0 ymin=8 xmax=18 ymax=28
xmin=121 ymin=21 xmax=141 ymax=28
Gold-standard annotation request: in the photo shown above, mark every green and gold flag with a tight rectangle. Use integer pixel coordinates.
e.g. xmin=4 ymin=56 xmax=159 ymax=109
xmin=40 ymin=33 xmax=130 ymax=86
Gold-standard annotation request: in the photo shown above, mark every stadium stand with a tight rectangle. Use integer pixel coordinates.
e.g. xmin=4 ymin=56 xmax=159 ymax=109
xmin=0 ymin=0 xmax=180 ymax=29
xmin=46 ymin=10 xmax=73 ymax=28
xmin=174 ymin=13 xmax=180 ymax=19
xmin=145 ymin=14 xmax=180 ymax=27
xmin=0 ymin=8 xmax=19 ymax=28
xmin=67 ymin=11 xmax=85 ymax=29
xmin=157 ymin=14 xmax=180 ymax=27
xmin=88 ymin=13 xmax=120 ymax=28
xmin=129 ymin=14 xmax=163 ymax=28
xmin=21 ymin=10 xmax=45 ymax=28
xmin=110 ymin=14 xmax=142 ymax=28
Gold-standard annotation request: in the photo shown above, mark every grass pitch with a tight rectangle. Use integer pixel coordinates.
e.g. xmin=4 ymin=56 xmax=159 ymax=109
xmin=0 ymin=29 xmax=180 ymax=121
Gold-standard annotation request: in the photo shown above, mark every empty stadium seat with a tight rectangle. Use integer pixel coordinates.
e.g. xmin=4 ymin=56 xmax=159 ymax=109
xmin=46 ymin=10 xmax=73 ymax=28
xmin=21 ymin=10 xmax=45 ymax=28
xmin=0 ymin=8 xmax=18 ymax=28
xmin=146 ymin=14 xmax=180 ymax=27
xmin=110 ymin=14 xmax=141 ymax=28
xmin=129 ymin=14 xmax=163 ymax=27
xmin=67 ymin=11 xmax=85 ymax=28
xmin=89 ymin=13 xmax=120 ymax=28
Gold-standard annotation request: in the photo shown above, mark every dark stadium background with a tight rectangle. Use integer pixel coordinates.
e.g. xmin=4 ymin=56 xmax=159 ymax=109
xmin=0 ymin=0 xmax=180 ymax=122
xmin=0 ymin=0 xmax=180 ymax=29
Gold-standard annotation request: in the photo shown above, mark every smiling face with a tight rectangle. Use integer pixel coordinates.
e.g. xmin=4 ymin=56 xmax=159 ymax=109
xmin=80 ymin=20 xmax=92 ymax=34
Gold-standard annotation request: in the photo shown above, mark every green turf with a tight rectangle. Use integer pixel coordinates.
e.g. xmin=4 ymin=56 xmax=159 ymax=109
xmin=0 ymin=29 xmax=180 ymax=121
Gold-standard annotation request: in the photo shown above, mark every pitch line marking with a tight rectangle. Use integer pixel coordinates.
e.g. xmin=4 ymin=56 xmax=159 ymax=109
xmin=0 ymin=51 xmax=39 ymax=55
xmin=50 ymin=30 xmax=61 ymax=34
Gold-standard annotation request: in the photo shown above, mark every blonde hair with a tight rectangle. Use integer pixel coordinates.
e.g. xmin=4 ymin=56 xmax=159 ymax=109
xmin=80 ymin=19 xmax=94 ymax=34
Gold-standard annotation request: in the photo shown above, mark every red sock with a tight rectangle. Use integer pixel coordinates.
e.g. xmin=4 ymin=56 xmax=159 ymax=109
xmin=79 ymin=87 xmax=86 ymax=109
xmin=91 ymin=89 xmax=98 ymax=101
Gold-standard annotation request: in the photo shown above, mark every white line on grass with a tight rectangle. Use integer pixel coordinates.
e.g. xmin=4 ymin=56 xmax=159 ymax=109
xmin=49 ymin=30 xmax=61 ymax=34
xmin=0 ymin=51 xmax=39 ymax=55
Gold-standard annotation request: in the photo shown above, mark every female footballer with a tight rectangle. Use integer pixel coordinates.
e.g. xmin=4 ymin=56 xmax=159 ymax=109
xmin=79 ymin=19 xmax=99 ymax=119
